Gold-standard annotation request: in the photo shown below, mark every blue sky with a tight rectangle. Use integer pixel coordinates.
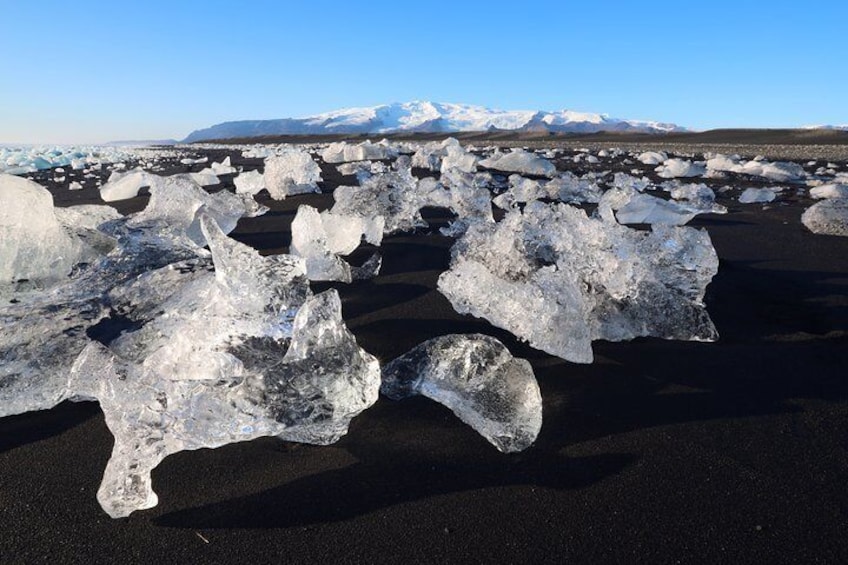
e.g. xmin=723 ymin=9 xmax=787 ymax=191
xmin=1 ymin=0 xmax=845 ymax=143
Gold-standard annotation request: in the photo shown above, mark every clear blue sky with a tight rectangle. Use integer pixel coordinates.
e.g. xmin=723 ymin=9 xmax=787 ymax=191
xmin=1 ymin=0 xmax=845 ymax=144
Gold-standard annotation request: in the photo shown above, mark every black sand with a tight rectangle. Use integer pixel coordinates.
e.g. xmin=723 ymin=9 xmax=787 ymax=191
xmin=1 ymin=146 xmax=847 ymax=563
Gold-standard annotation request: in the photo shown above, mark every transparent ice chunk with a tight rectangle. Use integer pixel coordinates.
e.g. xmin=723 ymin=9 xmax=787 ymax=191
xmin=381 ymin=334 xmax=542 ymax=453
xmin=438 ymin=201 xmax=718 ymax=363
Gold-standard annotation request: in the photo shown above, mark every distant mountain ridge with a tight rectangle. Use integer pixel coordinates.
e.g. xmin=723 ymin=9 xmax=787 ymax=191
xmin=183 ymin=101 xmax=685 ymax=142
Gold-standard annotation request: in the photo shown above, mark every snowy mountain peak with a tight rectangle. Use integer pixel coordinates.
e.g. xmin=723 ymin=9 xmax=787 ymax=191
xmin=183 ymin=101 xmax=685 ymax=142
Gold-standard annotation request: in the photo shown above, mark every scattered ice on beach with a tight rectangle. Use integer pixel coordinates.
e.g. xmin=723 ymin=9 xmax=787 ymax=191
xmin=655 ymin=158 xmax=706 ymax=179
xmin=187 ymin=169 xmax=221 ymax=187
xmin=381 ymin=334 xmax=542 ymax=453
xmin=801 ymin=198 xmax=848 ymax=236
xmin=440 ymin=139 xmax=478 ymax=174
xmin=810 ymin=183 xmax=848 ymax=199
xmin=479 ymin=149 xmax=556 ymax=178
xmin=438 ymin=201 xmax=718 ymax=362
xmin=708 ymin=155 xmax=806 ymax=183
xmin=290 ymin=205 xmax=384 ymax=282
xmin=264 ymin=150 xmax=322 ymax=199
xmin=739 ymin=187 xmax=777 ymax=204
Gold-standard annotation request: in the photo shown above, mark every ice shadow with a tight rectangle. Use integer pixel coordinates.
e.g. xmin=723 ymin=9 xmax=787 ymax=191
xmin=0 ymin=400 xmax=100 ymax=454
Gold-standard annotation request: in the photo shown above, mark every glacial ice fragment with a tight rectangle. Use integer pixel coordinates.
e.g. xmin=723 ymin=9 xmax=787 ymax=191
xmin=438 ymin=201 xmax=719 ymax=363
xmin=801 ymin=198 xmax=848 ymax=236
xmin=655 ymin=158 xmax=706 ymax=179
xmin=290 ymin=205 xmax=384 ymax=282
xmin=321 ymin=140 xmax=396 ymax=164
xmin=479 ymin=149 xmax=556 ymax=178
xmin=739 ymin=187 xmax=777 ymax=204
xmin=68 ymin=217 xmax=380 ymax=517
xmin=100 ymin=169 xmax=158 ymax=202
xmin=810 ymin=183 xmax=848 ymax=200
xmin=381 ymin=334 xmax=542 ymax=453
xmin=234 ymin=169 xmax=266 ymax=196
xmin=264 ymin=150 xmax=322 ymax=199
xmin=0 ymin=174 xmax=89 ymax=287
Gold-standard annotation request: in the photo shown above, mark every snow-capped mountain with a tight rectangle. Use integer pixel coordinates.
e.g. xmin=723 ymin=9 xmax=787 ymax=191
xmin=183 ymin=101 xmax=685 ymax=142
xmin=803 ymin=124 xmax=848 ymax=131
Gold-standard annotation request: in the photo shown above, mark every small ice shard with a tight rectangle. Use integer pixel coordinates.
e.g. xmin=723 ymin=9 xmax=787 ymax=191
xmin=739 ymin=187 xmax=777 ymax=203
xmin=67 ymin=217 xmax=380 ymax=517
xmin=210 ymin=156 xmax=237 ymax=175
xmin=0 ymin=174 xmax=89 ymax=286
xmin=180 ymin=156 xmax=209 ymax=165
xmin=810 ymin=183 xmax=848 ymax=199
xmin=233 ymin=169 xmax=266 ymax=196
xmin=801 ymin=198 xmax=848 ymax=236
xmin=547 ymin=172 xmax=603 ymax=204
xmin=187 ymin=169 xmax=220 ymax=186
xmin=290 ymin=205 xmax=384 ymax=282
xmin=264 ymin=150 xmax=322 ymax=199
xmin=637 ymin=151 xmax=668 ymax=165
xmin=100 ymin=169 xmax=158 ymax=202
xmin=69 ymin=180 xmax=83 ymax=190
xmin=438 ymin=201 xmax=718 ymax=363
xmin=381 ymin=334 xmax=541 ymax=453
xmin=611 ymin=192 xmax=703 ymax=225
xmin=655 ymin=158 xmax=706 ymax=179
xmin=435 ymin=168 xmax=495 ymax=236
xmin=479 ymin=149 xmax=556 ymax=178
xmin=321 ymin=140 xmax=396 ymax=163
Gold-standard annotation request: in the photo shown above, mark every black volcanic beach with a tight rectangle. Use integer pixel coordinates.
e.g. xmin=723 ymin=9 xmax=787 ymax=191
xmin=1 ymin=139 xmax=847 ymax=564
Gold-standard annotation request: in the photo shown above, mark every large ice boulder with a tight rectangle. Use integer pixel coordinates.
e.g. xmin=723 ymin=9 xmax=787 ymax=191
xmin=0 ymin=174 xmax=89 ymax=286
xmin=438 ymin=201 xmax=719 ymax=363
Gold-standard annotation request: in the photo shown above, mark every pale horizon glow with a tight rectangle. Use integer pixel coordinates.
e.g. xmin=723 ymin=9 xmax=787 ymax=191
xmin=1 ymin=0 xmax=846 ymax=144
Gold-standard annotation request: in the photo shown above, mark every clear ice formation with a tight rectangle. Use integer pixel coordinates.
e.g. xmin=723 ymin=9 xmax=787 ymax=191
xmin=290 ymin=205 xmax=384 ymax=282
xmin=599 ymin=189 xmax=706 ymax=226
xmin=655 ymin=158 xmax=706 ymax=179
xmin=0 ymin=176 xmax=264 ymax=417
xmin=479 ymin=149 xmax=557 ymax=178
xmin=438 ymin=201 xmax=719 ymax=363
xmin=381 ymin=334 xmax=541 ymax=453
xmin=263 ymin=150 xmax=322 ymax=199
xmin=801 ymin=198 xmax=848 ymax=236
xmin=0 ymin=174 xmax=94 ymax=287
xmin=810 ymin=183 xmax=848 ymax=200
xmin=100 ymin=169 xmax=158 ymax=202
xmin=69 ymin=217 xmax=380 ymax=517
xmin=321 ymin=140 xmax=397 ymax=164
xmin=738 ymin=187 xmax=777 ymax=204
xmin=234 ymin=169 xmax=266 ymax=196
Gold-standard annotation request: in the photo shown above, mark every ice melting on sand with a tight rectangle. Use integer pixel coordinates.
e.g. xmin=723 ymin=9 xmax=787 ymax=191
xmin=438 ymin=201 xmax=719 ymax=363
xmin=71 ymin=217 xmax=380 ymax=517
xmin=802 ymin=198 xmax=848 ymax=236
xmin=381 ymin=334 xmax=542 ymax=453
xmin=479 ymin=149 xmax=557 ymax=178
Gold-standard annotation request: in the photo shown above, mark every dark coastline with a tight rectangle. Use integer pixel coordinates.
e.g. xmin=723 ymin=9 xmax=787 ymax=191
xmin=1 ymin=145 xmax=847 ymax=563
